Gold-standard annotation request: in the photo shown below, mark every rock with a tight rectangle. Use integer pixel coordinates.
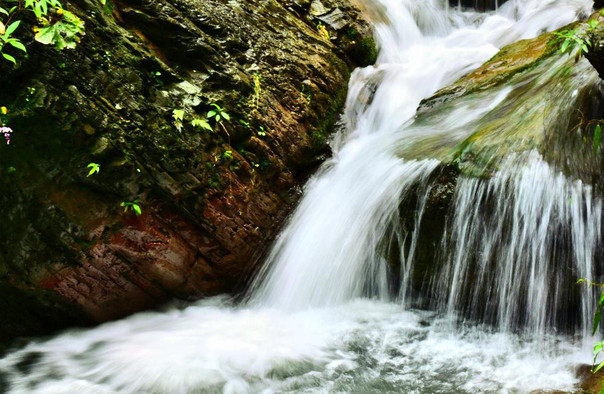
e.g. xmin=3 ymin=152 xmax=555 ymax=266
xmin=576 ymin=364 xmax=604 ymax=393
xmin=387 ymin=21 xmax=604 ymax=301
xmin=0 ymin=0 xmax=375 ymax=341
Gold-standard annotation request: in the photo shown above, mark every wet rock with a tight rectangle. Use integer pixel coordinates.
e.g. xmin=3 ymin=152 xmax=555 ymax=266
xmin=576 ymin=363 xmax=604 ymax=393
xmin=0 ymin=0 xmax=374 ymax=341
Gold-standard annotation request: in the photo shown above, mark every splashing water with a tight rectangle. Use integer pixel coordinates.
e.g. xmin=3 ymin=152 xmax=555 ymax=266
xmin=1 ymin=0 xmax=600 ymax=393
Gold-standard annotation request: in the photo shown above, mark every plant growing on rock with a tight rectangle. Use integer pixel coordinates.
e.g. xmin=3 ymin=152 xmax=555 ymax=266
xmin=190 ymin=117 xmax=213 ymax=132
xmin=577 ymin=278 xmax=604 ymax=390
xmin=0 ymin=0 xmax=86 ymax=64
xmin=317 ymin=22 xmax=330 ymax=41
xmin=550 ymin=19 xmax=599 ymax=61
xmin=86 ymin=162 xmax=100 ymax=176
xmin=121 ymin=199 xmax=142 ymax=216
xmin=172 ymin=108 xmax=185 ymax=131
xmin=207 ymin=103 xmax=231 ymax=140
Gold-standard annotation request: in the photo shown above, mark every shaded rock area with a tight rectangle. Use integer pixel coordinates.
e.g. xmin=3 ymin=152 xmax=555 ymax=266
xmin=0 ymin=0 xmax=376 ymax=342
xmin=576 ymin=364 xmax=604 ymax=393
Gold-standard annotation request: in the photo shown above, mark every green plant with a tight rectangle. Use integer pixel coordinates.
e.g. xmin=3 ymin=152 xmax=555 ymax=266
xmin=207 ymin=103 xmax=231 ymax=140
xmin=207 ymin=103 xmax=231 ymax=124
xmin=578 ymin=278 xmax=604 ymax=391
xmin=86 ymin=162 xmax=100 ymax=176
xmin=217 ymin=150 xmax=233 ymax=162
xmin=120 ymin=199 xmax=142 ymax=216
xmin=550 ymin=20 xmax=599 ymax=60
xmin=172 ymin=108 xmax=184 ymax=131
xmin=301 ymin=84 xmax=312 ymax=104
xmin=317 ymin=22 xmax=330 ymax=41
xmin=1 ymin=0 xmax=86 ymax=64
xmin=191 ymin=117 xmax=213 ymax=132
xmin=252 ymin=73 xmax=262 ymax=108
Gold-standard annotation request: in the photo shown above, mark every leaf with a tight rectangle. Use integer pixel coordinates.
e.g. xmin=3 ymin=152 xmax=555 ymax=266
xmin=0 ymin=21 xmax=5 ymax=35
xmin=7 ymin=39 xmax=26 ymax=52
xmin=590 ymin=19 xmax=599 ymax=29
xmin=2 ymin=53 xmax=16 ymax=64
xmin=207 ymin=110 xmax=217 ymax=118
xmin=594 ymin=308 xmax=601 ymax=335
xmin=561 ymin=39 xmax=570 ymax=53
xmin=594 ymin=124 xmax=601 ymax=153
xmin=86 ymin=163 xmax=100 ymax=177
xmin=222 ymin=112 xmax=230 ymax=121
xmin=594 ymin=360 xmax=604 ymax=373
xmin=34 ymin=10 xmax=85 ymax=50
xmin=0 ymin=7 xmax=8 ymax=16
xmin=215 ymin=114 xmax=221 ymax=122
xmin=191 ymin=118 xmax=213 ymax=131
xmin=3 ymin=20 xmax=20 ymax=37
xmin=172 ymin=109 xmax=184 ymax=121
xmin=132 ymin=204 xmax=142 ymax=216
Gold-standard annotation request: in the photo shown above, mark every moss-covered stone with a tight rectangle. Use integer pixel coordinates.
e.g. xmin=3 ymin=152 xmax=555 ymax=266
xmin=0 ymin=0 xmax=375 ymax=341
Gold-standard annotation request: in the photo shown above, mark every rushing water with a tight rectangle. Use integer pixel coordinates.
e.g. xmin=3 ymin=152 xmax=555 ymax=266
xmin=1 ymin=0 xmax=601 ymax=392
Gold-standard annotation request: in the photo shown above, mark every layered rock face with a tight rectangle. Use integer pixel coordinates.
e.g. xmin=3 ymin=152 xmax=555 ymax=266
xmin=0 ymin=0 xmax=376 ymax=341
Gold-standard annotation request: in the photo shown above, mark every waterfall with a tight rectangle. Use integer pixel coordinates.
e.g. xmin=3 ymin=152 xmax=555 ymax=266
xmin=0 ymin=0 xmax=600 ymax=393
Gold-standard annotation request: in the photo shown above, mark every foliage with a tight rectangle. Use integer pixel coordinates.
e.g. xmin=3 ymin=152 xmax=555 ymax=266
xmin=191 ymin=117 xmax=213 ymax=132
xmin=207 ymin=103 xmax=230 ymax=124
xmin=252 ymin=73 xmax=262 ymax=108
xmin=120 ymin=199 xmax=142 ymax=216
xmin=317 ymin=22 xmax=330 ymax=41
xmin=34 ymin=8 xmax=85 ymax=50
xmin=172 ymin=108 xmax=184 ymax=131
xmin=0 ymin=0 xmax=87 ymax=64
xmin=550 ymin=20 xmax=599 ymax=61
xmin=578 ymin=278 xmax=604 ymax=389
xmin=86 ymin=162 xmax=100 ymax=177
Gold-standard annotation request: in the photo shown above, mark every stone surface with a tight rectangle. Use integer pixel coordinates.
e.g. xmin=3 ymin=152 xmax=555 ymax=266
xmin=0 ymin=0 xmax=376 ymax=341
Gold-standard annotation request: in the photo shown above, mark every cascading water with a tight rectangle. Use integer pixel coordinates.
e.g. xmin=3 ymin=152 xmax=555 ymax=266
xmin=0 ymin=0 xmax=601 ymax=392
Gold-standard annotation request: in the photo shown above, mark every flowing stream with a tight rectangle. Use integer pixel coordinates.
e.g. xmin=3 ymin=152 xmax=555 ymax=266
xmin=1 ymin=0 xmax=602 ymax=392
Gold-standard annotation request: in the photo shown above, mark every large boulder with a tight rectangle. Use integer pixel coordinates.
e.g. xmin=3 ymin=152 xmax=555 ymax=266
xmin=0 ymin=0 xmax=376 ymax=341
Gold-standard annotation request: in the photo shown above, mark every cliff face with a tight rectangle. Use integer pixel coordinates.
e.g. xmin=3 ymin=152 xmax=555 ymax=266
xmin=0 ymin=0 xmax=375 ymax=341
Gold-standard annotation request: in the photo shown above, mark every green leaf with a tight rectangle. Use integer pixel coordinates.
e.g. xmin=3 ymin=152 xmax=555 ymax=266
xmin=207 ymin=110 xmax=217 ymax=118
xmin=172 ymin=109 xmax=184 ymax=121
xmin=594 ymin=360 xmax=604 ymax=373
xmin=86 ymin=163 xmax=100 ymax=177
xmin=34 ymin=10 xmax=85 ymax=50
xmin=215 ymin=114 xmax=221 ymax=122
xmin=3 ymin=20 xmax=20 ymax=37
xmin=222 ymin=112 xmax=230 ymax=121
xmin=560 ymin=39 xmax=570 ymax=53
xmin=0 ymin=7 xmax=9 ymax=16
xmin=191 ymin=118 xmax=213 ymax=131
xmin=2 ymin=53 xmax=16 ymax=64
xmin=132 ymin=204 xmax=142 ymax=216
xmin=589 ymin=19 xmax=598 ymax=29
xmin=594 ymin=308 xmax=601 ymax=335
xmin=7 ymin=39 xmax=26 ymax=52
xmin=594 ymin=124 xmax=601 ymax=153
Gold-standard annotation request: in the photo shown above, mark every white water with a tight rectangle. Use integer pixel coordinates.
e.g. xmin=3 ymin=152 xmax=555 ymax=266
xmin=1 ymin=0 xmax=599 ymax=393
